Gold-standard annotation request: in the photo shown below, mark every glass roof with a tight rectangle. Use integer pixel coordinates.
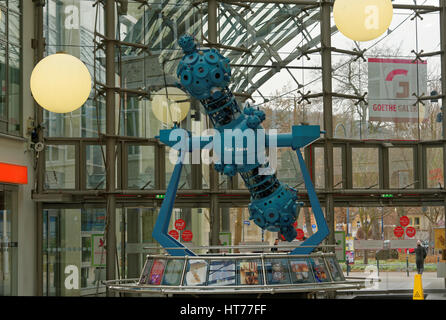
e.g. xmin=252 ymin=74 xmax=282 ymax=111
xmin=120 ymin=0 xmax=338 ymax=101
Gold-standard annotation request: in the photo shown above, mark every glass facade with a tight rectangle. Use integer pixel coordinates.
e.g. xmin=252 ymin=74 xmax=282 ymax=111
xmin=0 ymin=0 xmax=21 ymax=136
xmin=27 ymin=0 xmax=446 ymax=297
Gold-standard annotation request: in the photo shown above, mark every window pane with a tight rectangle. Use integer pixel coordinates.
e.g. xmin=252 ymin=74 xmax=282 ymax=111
xmin=0 ymin=8 xmax=5 ymax=38
xmin=202 ymin=163 xmax=210 ymax=189
xmin=276 ymin=149 xmax=303 ymax=189
xmin=334 ymin=147 xmax=343 ymax=189
xmin=45 ymin=145 xmax=76 ymax=189
xmin=310 ymin=257 xmax=330 ymax=283
xmin=389 ymin=148 xmax=414 ymax=189
xmin=0 ymin=44 xmax=6 ymax=133
xmin=238 ymin=260 xmax=263 ymax=285
xmin=8 ymin=46 xmax=20 ymax=135
xmin=165 ymin=147 xmax=192 ymax=189
xmin=8 ymin=11 xmax=20 ymax=45
xmin=315 ymin=147 xmax=343 ymax=189
xmin=426 ymin=147 xmax=444 ymax=188
xmin=326 ymin=257 xmax=344 ymax=281
xmin=183 ymin=259 xmax=208 ymax=286
xmin=352 ymin=148 xmax=379 ymax=189
xmin=265 ymin=258 xmax=291 ymax=285
xmin=127 ymin=145 xmax=155 ymax=189
xmin=208 ymin=260 xmax=236 ymax=286
xmin=8 ymin=0 xmax=20 ymax=13
xmin=315 ymin=147 xmax=324 ymax=189
xmin=86 ymin=145 xmax=106 ymax=189
xmin=162 ymin=259 xmax=184 ymax=286
xmin=289 ymin=259 xmax=315 ymax=284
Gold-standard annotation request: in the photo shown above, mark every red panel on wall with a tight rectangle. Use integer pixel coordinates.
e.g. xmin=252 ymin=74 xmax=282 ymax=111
xmin=0 ymin=162 xmax=28 ymax=184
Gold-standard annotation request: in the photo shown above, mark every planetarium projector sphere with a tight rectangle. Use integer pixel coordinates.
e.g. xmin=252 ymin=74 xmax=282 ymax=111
xmin=333 ymin=0 xmax=393 ymax=42
xmin=30 ymin=53 xmax=92 ymax=113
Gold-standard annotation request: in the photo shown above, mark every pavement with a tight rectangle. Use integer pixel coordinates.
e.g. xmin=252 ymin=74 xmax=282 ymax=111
xmin=338 ymin=271 xmax=446 ymax=300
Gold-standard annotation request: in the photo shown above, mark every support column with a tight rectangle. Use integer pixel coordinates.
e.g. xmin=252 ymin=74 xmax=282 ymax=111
xmin=320 ymin=0 xmax=335 ymax=252
xmin=208 ymin=0 xmax=220 ymax=251
xmin=208 ymin=0 xmax=218 ymax=43
xmin=32 ymin=0 xmax=45 ymax=296
xmin=440 ymin=0 xmax=446 ymax=263
xmin=105 ymin=0 xmax=117 ymax=293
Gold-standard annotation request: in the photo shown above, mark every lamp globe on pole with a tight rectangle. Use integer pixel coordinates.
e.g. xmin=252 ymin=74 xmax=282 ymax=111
xmin=333 ymin=0 xmax=394 ymax=42
xmin=30 ymin=53 xmax=92 ymax=113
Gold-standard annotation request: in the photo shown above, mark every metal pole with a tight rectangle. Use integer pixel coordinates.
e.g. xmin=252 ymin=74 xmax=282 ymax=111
xmin=32 ymin=0 xmax=45 ymax=296
xmin=208 ymin=0 xmax=220 ymax=252
xmin=346 ymin=258 xmax=349 ymax=276
xmin=440 ymin=0 xmax=446 ymax=256
xmin=377 ymin=259 xmax=379 ymax=276
xmin=208 ymin=0 xmax=218 ymax=43
xmin=346 ymin=207 xmax=349 ymax=236
xmin=406 ymin=256 xmax=409 ymax=277
xmin=105 ymin=0 xmax=117 ymax=294
xmin=320 ymin=0 xmax=335 ymax=252
xmin=440 ymin=1 xmax=446 ymax=289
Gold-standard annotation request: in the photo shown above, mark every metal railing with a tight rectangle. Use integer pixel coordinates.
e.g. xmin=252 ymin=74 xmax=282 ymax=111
xmin=104 ymin=251 xmax=370 ymax=296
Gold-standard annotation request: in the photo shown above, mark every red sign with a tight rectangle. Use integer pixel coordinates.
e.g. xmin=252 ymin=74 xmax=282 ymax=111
xmin=175 ymin=219 xmax=186 ymax=231
xmin=182 ymin=230 xmax=193 ymax=242
xmin=394 ymin=226 xmax=404 ymax=238
xmin=296 ymin=228 xmax=305 ymax=240
xmin=400 ymin=216 xmax=410 ymax=227
xmin=0 ymin=162 xmax=28 ymax=185
xmin=406 ymin=227 xmax=416 ymax=238
xmin=168 ymin=230 xmax=179 ymax=240
xmin=292 ymin=221 xmax=298 ymax=228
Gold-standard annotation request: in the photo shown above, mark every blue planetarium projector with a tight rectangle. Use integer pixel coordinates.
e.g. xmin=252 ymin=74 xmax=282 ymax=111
xmin=153 ymin=35 xmax=328 ymax=256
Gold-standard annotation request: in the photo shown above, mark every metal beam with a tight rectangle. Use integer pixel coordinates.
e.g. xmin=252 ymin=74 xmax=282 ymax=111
xmin=440 ymin=0 xmax=446 ymax=262
xmin=223 ymin=0 xmax=320 ymax=5
xmin=105 ymin=0 xmax=117 ymax=295
xmin=320 ymin=0 xmax=334 ymax=253
xmin=207 ymin=0 xmax=221 ymax=251
xmin=32 ymin=0 xmax=45 ymax=297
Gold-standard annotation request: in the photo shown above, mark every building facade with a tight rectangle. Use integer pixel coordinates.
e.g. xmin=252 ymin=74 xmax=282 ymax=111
xmin=0 ymin=0 xmax=36 ymax=296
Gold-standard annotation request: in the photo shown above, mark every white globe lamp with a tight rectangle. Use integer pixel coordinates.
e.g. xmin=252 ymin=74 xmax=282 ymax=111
xmin=30 ymin=53 xmax=92 ymax=113
xmin=333 ymin=0 xmax=394 ymax=42
xmin=152 ymin=87 xmax=190 ymax=126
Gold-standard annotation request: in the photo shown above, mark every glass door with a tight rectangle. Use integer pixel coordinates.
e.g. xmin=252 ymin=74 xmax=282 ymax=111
xmin=0 ymin=184 xmax=18 ymax=296
xmin=124 ymin=207 xmax=159 ymax=279
xmin=42 ymin=208 xmax=121 ymax=296
xmin=43 ymin=210 xmax=61 ymax=296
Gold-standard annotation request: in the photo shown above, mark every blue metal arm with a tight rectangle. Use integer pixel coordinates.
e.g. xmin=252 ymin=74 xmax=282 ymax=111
xmin=266 ymin=126 xmax=325 ymax=149
xmin=290 ymin=147 xmax=329 ymax=255
xmin=152 ymin=150 xmax=196 ymax=257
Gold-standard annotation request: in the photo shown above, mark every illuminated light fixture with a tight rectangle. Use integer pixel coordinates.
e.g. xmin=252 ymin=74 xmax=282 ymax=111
xmin=30 ymin=53 xmax=92 ymax=113
xmin=333 ymin=0 xmax=394 ymax=42
xmin=152 ymin=87 xmax=190 ymax=125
